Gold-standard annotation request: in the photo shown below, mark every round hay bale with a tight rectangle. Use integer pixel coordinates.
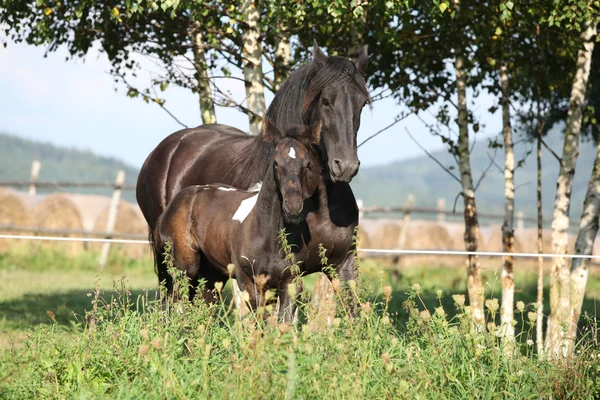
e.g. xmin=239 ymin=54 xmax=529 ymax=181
xmin=31 ymin=193 xmax=84 ymax=254
xmin=403 ymin=222 xmax=454 ymax=250
xmin=92 ymin=200 xmax=148 ymax=258
xmin=0 ymin=189 xmax=32 ymax=251
xmin=68 ymin=194 xmax=112 ymax=231
xmin=0 ymin=189 xmax=31 ymax=227
xmin=370 ymin=223 xmax=402 ymax=250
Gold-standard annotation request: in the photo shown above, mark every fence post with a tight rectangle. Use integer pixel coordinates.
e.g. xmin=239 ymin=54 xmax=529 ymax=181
xmin=437 ymin=198 xmax=446 ymax=222
xmin=517 ymin=211 xmax=524 ymax=230
xmin=29 ymin=160 xmax=41 ymax=196
xmin=98 ymin=170 xmax=125 ymax=270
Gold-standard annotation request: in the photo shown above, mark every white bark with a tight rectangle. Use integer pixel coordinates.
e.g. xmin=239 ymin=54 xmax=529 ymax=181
xmin=546 ymin=21 xmax=597 ymax=359
xmin=568 ymin=140 xmax=600 ymax=353
xmin=500 ymin=62 xmax=515 ymax=346
xmin=456 ymin=56 xmax=484 ymax=325
xmin=273 ymin=30 xmax=291 ymax=93
xmin=241 ymin=0 xmax=266 ymax=136
xmin=190 ymin=20 xmax=216 ymax=124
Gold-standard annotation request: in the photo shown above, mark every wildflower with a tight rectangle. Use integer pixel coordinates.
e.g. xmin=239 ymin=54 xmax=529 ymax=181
xmin=255 ymin=274 xmax=269 ymax=289
xmin=287 ymin=283 xmax=297 ymax=298
xmin=214 ymin=281 xmax=223 ymax=293
xmin=434 ymin=307 xmax=446 ymax=318
xmin=138 ymin=344 xmax=150 ymax=356
xmin=412 ymin=283 xmax=421 ymax=294
xmin=197 ymin=325 xmax=206 ymax=335
xmin=452 ymin=294 xmax=465 ymax=307
xmin=381 ymin=352 xmax=391 ymax=364
xmin=361 ymin=302 xmax=372 ymax=316
xmin=348 ymin=280 xmax=357 ymax=290
xmin=242 ymin=291 xmax=250 ymax=303
xmin=140 ymin=328 xmax=149 ymax=340
xmin=222 ymin=338 xmax=231 ymax=350
xmin=526 ymin=339 xmax=534 ymax=346
xmin=383 ymin=286 xmax=392 ymax=301
xmin=485 ymin=298 xmax=499 ymax=313
xmin=332 ymin=318 xmax=341 ymax=328
xmin=419 ymin=309 xmax=432 ymax=322
xmin=266 ymin=315 xmax=278 ymax=329
xmin=436 ymin=289 xmax=443 ymax=298
xmin=265 ymin=289 xmax=275 ymax=302
xmin=227 ymin=263 xmax=235 ymax=275
xmin=516 ymin=301 xmax=525 ymax=312
xmin=527 ymin=312 xmax=537 ymax=324
xmin=382 ymin=316 xmax=391 ymax=325
xmin=391 ymin=336 xmax=398 ymax=346
xmin=278 ymin=323 xmax=291 ymax=335
xmin=151 ymin=338 xmax=162 ymax=350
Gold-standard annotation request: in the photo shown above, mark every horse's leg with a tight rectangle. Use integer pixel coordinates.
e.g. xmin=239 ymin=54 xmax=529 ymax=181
xmin=332 ymin=247 xmax=359 ymax=318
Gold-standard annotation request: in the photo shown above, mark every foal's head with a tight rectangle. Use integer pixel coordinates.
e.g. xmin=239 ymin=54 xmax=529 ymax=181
xmin=264 ymin=120 xmax=322 ymax=224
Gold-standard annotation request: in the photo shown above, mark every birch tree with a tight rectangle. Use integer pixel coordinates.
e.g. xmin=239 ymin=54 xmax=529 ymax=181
xmin=546 ymin=21 xmax=597 ymax=358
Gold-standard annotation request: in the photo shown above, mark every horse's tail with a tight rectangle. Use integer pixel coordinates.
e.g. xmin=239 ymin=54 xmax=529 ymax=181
xmin=149 ymin=228 xmax=160 ymax=276
xmin=150 ymin=221 xmax=172 ymax=295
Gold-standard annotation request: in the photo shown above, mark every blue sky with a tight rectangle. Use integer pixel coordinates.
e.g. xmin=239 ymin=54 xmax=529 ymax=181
xmin=0 ymin=39 xmax=501 ymax=169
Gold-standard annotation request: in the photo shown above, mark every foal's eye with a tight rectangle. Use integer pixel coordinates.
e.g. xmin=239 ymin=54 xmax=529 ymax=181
xmin=322 ymin=97 xmax=330 ymax=106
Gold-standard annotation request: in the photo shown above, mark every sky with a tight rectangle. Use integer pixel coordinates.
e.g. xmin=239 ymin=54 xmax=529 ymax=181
xmin=0 ymin=38 xmax=502 ymax=169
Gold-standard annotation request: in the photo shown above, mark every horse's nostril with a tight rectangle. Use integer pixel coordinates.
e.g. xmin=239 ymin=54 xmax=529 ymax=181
xmin=332 ymin=158 xmax=344 ymax=177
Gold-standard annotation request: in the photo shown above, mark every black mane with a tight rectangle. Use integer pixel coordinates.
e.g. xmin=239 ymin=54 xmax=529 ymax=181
xmin=266 ymin=57 xmax=370 ymax=133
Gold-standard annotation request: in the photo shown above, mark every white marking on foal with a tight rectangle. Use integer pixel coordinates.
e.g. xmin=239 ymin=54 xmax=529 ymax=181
xmin=232 ymin=184 xmax=262 ymax=223
xmin=288 ymin=147 xmax=296 ymax=159
xmin=217 ymin=187 xmax=236 ymax=191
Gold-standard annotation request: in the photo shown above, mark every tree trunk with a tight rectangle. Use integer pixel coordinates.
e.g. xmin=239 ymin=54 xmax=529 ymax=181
xmin=452 ymin=0 xmax=483 ymax=325
xmin=568 ymin=139 xmax=600 ymax=353
xmin=455 ymin=57 xmax=484 ymax=325
xmin=535 ymin=42 xmax=545 ymax=357
xmin=273 ymin=30 xmax=291 ymax=93
xmin=500 ymin=62 xmax=515 ymax=346
xmin=241 ymin=0 xmax=267 ymax=136
xmin=190 ymin=19 xmax=216 ymax=124
xmin=546 ymin=21 xmax=597 ymax=359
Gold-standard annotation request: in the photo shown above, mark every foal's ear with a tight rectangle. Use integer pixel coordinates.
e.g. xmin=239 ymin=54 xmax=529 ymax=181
xmin=312 ymin=40 xmax=327 ymax=67
xmin=262 ymin=118 xmax=283 ymax=142
xmin=355 ymin=45 xmax=368 ymax=76
xmin=310 ymin=121 xmax=322 ymax=144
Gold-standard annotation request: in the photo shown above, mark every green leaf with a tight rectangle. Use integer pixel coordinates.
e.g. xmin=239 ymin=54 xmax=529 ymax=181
xmin=110 ymin=7 xmax=120 ymax=19
xmin=43 ymin=7 xmax=52 ymax=16
xmin=160 ymin=82 xmax=169 ymax=92
xmin=505 ymin=1 xmax=514 ymax=10
xmin=438 ymin=2 xmax=448 ymax=13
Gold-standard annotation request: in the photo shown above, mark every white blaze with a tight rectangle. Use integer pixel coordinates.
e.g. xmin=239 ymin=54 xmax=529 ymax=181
xmin=288 ymin=147 xmax=296 ymax=159
xmin=217 ymin=187 xmax=236 ymax=191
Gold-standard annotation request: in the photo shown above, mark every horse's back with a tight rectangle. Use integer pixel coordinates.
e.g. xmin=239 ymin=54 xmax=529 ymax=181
xmin=136 ymin=124 xmax=254 ymax=229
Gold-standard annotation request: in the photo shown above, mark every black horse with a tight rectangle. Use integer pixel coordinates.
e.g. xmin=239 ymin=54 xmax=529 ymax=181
xmin=137 ymin=42 xmax=370 ymax=294
xmin=154 ymin=122 xmax=354 ymax=321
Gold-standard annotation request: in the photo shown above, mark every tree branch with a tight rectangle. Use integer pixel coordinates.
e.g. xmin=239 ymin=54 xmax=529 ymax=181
xmin=358 ymin=113 xmax=411 ymax=148
xmin=405 ymin=127 xmax=461 ymax=184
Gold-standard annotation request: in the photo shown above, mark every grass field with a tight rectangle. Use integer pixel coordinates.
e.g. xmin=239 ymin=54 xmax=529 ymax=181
xmin=1 ymin=246 xmax=599 ymax=398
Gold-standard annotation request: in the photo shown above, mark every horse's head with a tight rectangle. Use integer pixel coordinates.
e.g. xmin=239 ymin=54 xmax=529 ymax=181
xmin=264 ymin=120 xmax=322 ymax=224
xmin=304 ymin=41 xmax=370 ymax=183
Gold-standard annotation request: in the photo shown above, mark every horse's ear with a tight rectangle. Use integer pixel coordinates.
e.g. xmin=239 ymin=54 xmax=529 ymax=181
xmin=355 ymin=45 xmax=368 ymax=76
xmin=310 ymin=121 xmax=322 ymax=144
xmin=312 ymin=40 xmax=327 ymax=67
xmin=262 ymin=118 xmax=283 ymax=142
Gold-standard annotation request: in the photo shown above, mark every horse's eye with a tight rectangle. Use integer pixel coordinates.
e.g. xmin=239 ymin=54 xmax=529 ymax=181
xmin=322 ymin=97 xmax=330 ymax=106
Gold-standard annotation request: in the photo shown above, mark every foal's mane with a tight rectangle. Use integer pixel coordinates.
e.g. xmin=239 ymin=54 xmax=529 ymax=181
xmin=266 ymin=56 xmax=371 ymax=131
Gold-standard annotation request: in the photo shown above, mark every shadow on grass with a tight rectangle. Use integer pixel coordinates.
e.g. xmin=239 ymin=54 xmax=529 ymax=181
xmin=0 ymin=288 xmax=157 ymax=333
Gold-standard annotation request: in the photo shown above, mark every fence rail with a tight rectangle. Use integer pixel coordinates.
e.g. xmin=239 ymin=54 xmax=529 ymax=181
xmin=0 ymin=180 xmax=136 ymax=190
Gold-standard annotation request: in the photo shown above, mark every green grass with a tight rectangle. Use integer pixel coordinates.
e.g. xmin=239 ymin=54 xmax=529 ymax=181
xmin=1 ymin=249 xmax=599 ymax=398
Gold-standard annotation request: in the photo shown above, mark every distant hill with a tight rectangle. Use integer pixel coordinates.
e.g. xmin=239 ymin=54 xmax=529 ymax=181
xmin=0 ymin=133 xmax=139 ymax=202
xmin=1 ymin=128 xmax=596 ymax=227
xmin=350 ymin=126 xmax=597 ymax=226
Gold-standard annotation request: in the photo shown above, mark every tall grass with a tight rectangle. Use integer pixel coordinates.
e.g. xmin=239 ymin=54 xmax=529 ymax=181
xmin=1 ymin=258 xmax=600 ymax=399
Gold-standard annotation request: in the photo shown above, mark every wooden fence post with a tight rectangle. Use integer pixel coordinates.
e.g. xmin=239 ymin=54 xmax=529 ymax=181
xmin=98 ymin=171 xmax=125 ymax=270
xmin=517 ymin=211 xmax=524 ymax=230
xmin=29 ymin=160 xmax=41 ymax=196
xmin=437 ymin=198 xmax=446 ymax=222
